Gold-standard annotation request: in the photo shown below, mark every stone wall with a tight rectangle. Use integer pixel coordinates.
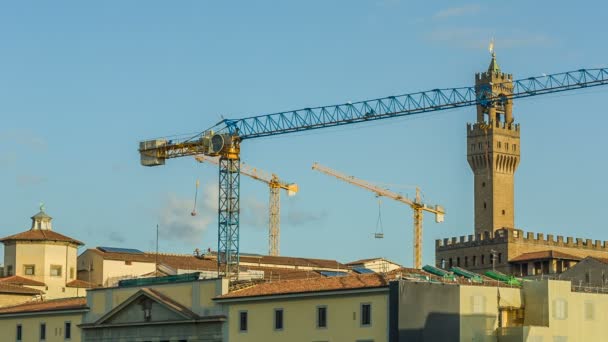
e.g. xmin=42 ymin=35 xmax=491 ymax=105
xmin=435 ymin=228 xmax=608 ymax=274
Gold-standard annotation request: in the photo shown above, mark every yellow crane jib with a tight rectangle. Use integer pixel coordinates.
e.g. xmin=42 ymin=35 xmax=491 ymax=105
xmin=311 ymin=162 xmax=445 ymax=269
xmin=194 ymin=155 xmax=298 ymax=256
xmin=139 ymin=132 xmax=241 ymax=167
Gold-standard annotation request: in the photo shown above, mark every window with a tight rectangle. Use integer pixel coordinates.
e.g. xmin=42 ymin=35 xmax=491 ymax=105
xmin=50 ymin=265 xmax=62 ymax=277
xmin=24 ymin=265 xmax=35 ymax=276
xmin=482 ymin=181 xmax=485 ymax=187
xmin=481 ymin=255 xmax=485 ymax=265
xmin=317 ymin=306 xmax=327 ymax=328
xmin=498 ymin=253 xmax=502 ymax=264
xmin=274 ymin=309 xmax=284 ymax=330
xmin=65 ymin=321 xmax=72 ymax=339
xmin=70 ymin=267 xmax=75 ymax=279
xmin=498 ymin=142 xmax=502 ymax=148
xmin=456 ymin=257 xmax=460 ymax=267
xmin=464 ymin=256 xmax=468 ymax=267
xmin=553 ymin=299 xmax=568 ymax=320
xmin=471 ymin=295 xmax=486 ymax=313
xmin=472 ymin=256 xmax=477 ymax=266
xmin=125 ymin=261 xmax=132 ymax=265
xmin=6 ymin=265 xmax=13 ymax=276
xmin=40 ymin=323 xmax=46 ymax=340
xmin=16 ymin=324 xmax=22 ymax=341
xmin=483 ymin=202 xmax=487 ymax=209
xmin=360 ymin=303 xmax=371 ymax=326
xmin=239 ymin=311 xmax=248 ymax=332
xmin=502 ymin=209 xmax=506 ymax=215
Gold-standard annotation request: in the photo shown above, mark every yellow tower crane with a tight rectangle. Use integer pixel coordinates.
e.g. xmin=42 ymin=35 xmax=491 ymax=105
xmin=195 ymin=155 xmax=298 ymax=256
xmin=311 ymin=162 xmax=445 ymax=269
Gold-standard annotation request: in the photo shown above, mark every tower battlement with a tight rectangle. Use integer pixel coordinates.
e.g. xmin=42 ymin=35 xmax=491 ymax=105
xmin=475 ymin=71 xmax=513 ymax=81
xmin=467 ymin=122 xmax=520 ymax=134
xmin=436 ymin=228 xmax=608 ymax=252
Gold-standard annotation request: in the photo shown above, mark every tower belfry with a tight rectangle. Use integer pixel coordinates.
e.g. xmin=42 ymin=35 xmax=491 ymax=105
xmin=467 ymin=50 xmax=520 ymax=235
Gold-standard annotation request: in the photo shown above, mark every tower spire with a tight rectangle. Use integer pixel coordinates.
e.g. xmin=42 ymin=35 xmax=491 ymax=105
xmin=488 ymin=39 xmax=500 ymax=73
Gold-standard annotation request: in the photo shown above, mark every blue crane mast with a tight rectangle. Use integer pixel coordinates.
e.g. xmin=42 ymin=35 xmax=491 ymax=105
xmin=138 ymin=63 xmax=608 ymax=281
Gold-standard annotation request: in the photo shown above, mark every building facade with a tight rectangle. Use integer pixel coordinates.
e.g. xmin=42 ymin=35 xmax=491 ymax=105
xmin=0 ymin=208 xmax=93 ymax=304
xmin=80 ymin=275 xmax=228 ymax=341
xmin=0 ymin=297 xmax=87 ymax=342
xmin=390 ymin=278 xmax=608 ymax=341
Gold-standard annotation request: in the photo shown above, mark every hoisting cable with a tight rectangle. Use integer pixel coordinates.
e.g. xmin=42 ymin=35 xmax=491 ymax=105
xmin=375 ymin=198 xmax=384 ymax=239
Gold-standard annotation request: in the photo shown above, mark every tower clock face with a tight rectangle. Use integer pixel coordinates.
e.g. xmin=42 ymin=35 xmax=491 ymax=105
xmin=477 ymin=85 xmax=492 ymax=107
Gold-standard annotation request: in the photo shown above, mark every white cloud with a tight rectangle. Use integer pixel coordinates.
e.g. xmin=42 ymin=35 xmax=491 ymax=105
xmin=158 ymin=185 xmax=217 ymax=245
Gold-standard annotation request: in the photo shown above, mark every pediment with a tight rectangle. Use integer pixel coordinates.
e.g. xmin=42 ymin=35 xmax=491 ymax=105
xmin=94 ymin=288 xmax=199 ymax=326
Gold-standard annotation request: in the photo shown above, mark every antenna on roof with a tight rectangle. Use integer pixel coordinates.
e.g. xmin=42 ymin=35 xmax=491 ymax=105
xmin=156 ymin=224 xmax=159 ymax=273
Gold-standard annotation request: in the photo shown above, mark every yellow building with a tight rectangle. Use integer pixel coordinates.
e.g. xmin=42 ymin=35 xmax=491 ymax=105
xmin=0 ymin=297 xmax=87 ymax=342
xmin=0 ymin=208 xmax=93 ymax=303
xmin=215 ymin=273 xmax=389 ymax=342
xmin=80 ymin=274 xmax=228 ymax=341
xmin=391 ymin=277 xmax=608 ymax=341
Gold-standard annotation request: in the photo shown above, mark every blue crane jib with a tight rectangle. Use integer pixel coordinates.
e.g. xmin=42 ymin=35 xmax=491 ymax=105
xmin=138 ymin=63 xmax=608 ymax=280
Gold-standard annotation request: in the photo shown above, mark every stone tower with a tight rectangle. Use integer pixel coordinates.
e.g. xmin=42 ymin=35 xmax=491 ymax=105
xmin=467 ymin=52 xmax=520 ymax=235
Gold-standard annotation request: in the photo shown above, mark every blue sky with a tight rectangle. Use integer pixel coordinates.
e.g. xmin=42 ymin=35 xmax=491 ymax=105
xmin=1 ymin=1 xmax=607 ymax=267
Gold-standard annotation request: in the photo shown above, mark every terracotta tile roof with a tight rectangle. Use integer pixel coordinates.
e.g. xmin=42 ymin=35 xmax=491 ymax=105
xmin=242 ymin=265 xmax=325 ymax=281
xmin=88 ymin=248 xmax=217 ymax=271
xmin=66 ymin=279 xmax=98 ymax=288
xmin=0 ymin=275 xmax=46 ymax=287
xmin=216 ymin=273 xmax=388 ymax=299
xmin=0 ymin=297 xmax=86 ymax=315
xmin=0 ymin=283 xmax=43 ymax=295
xmin=509 ymin=250 xmax=582 ymax=263
xmin=238 ymin=254 xmax=347 ymax=270
xmin=0 ymin=229 xmax=83 ymax=245
xmin=346 ymin=257 xmax=386 ymax=265
xmin=90 ymin=247 xmax=345 ymax=272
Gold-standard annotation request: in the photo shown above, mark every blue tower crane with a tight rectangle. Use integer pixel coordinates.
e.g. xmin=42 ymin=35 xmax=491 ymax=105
xmin=138 ymin=56 xmax=608 ymax=281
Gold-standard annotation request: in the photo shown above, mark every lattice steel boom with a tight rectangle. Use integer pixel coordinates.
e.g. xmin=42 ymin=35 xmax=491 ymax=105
xmin=138 ymin=62 xmax=608 ymax=280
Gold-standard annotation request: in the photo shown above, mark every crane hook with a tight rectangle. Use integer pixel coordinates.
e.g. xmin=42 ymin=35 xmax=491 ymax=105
xmin=191 ymin=179 xmax=200 ymax=216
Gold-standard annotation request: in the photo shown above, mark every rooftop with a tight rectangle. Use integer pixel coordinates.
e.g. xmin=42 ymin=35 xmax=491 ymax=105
xmin=510 ymin=250 xmax=582 ymax=263
xmin=0 ymin=297 xmax=86 ymax=315
xmin=0 ymin=275 xmax=46 ymax=287
xmin=0 ymin=229 xmax=83 ymax=246
xmin=217 ymin=273 xmax=389 ymax=300
xmin=66 ymin=279 xmax=98 ymax=288
xmin=0 ymin=283 xmax=43 ymax=295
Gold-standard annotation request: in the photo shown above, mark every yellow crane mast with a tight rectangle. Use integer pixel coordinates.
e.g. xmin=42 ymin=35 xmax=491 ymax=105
xmin=311 ymin=162 xmax=445 ymax=269
xmin=195 ymin=155 xmax=298 ymax=256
